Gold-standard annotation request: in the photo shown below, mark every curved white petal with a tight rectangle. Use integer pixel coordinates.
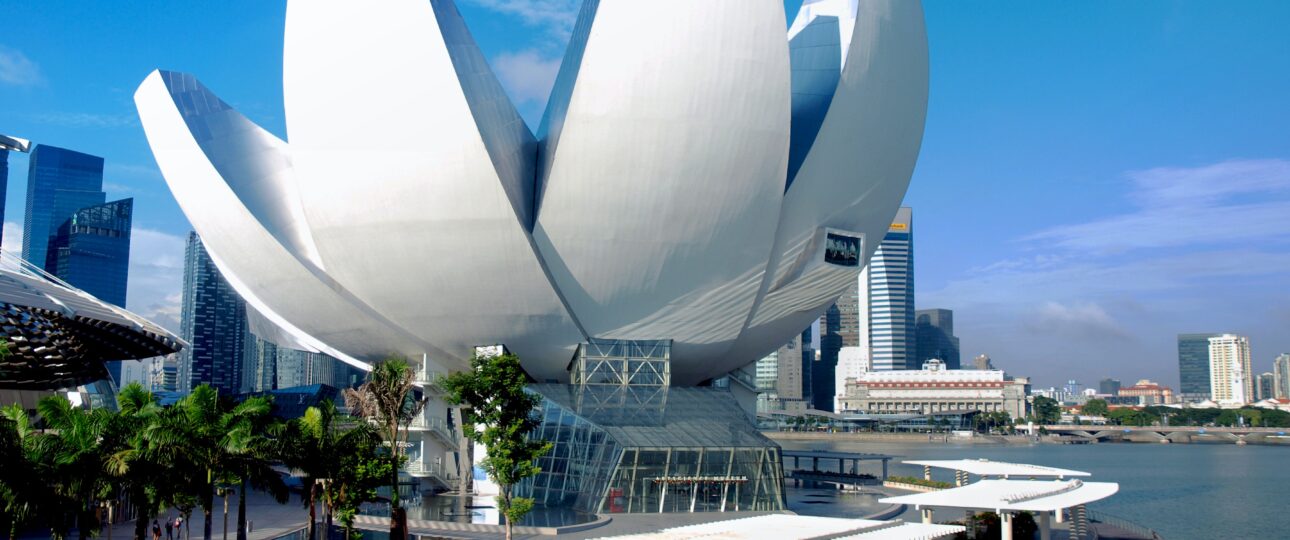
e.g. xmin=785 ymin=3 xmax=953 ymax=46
xmin=729 ymin=0 xmax=928 ymax=363
xmin=283 ymin=0 xmax=583 ymax=380
xmin=135 ymin=70 xmax=452 ymax=371
xmin=532 ymin=0 xmax=791 ymax=383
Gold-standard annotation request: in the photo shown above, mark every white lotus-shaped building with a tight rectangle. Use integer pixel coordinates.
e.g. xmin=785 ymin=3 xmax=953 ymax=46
xmin=134 ymin=0 xmax=928 ymax=386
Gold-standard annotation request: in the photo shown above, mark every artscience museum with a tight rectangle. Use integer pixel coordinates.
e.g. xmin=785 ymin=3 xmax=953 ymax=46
xmin=135 ymin=0 xmax=928 ymax=513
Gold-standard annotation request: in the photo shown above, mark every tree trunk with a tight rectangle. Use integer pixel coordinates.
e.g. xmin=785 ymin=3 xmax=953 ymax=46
xmin=307 ymin=483 xmax=317 ymax=540
xmin=133 ymin=508 xmax=149 ymax=540
xmin=222 ymin=490 xmax=229 ymax=540
xmin=502 ymin=490 xmax=512 ymax=540
xmin=203 ymin=477 xmax=214 ymax=540
xmin=389 ymin=423 xmax=405 ymax=540
xmin=236 ymin=478 xmax=248 ymax=540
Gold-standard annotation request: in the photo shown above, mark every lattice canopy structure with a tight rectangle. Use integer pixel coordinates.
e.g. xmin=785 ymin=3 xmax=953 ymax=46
xmin=0 ymin=255 xmax=183 ymax=390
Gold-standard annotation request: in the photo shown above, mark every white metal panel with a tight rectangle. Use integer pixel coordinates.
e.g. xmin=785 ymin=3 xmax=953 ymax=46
xmin=532 ymin=0 xmax=791 ymax=383
xmin=729 ymin=0 xmax=928 ymax=365
xmin=135 ymin=70 xmax=450 ymax=372
xmin=282 ymin=0 xmax=583 ymax=380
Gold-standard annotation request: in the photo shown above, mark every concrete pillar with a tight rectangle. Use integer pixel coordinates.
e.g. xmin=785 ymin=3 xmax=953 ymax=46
xmin=921 ymin=508 xmax=934 ymax=524
xmin=1055 ymin=507 xmax=1065 ymax=524
xmin=924 ymin=465 xmax=932 ymax=480
xmin=1000 ymin=512 xmax=1013 ymax=540
xmin=882 ymin=460 xmax=888 ymax=480
xmin=1039 ymin=510 xmax=1051 ymax=540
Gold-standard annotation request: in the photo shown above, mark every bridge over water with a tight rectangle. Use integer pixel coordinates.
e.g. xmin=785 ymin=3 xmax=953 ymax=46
xmin=1039 ymin=425 xmax=1290 ymax=444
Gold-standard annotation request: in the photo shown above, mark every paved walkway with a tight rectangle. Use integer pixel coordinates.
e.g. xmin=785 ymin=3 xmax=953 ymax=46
xmin=48 ymin=490 xmax=310 ymax=540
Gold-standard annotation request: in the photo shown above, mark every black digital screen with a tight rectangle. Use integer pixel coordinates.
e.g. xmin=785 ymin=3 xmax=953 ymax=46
xmin=824 ymin=233 xmax=860 ymax=266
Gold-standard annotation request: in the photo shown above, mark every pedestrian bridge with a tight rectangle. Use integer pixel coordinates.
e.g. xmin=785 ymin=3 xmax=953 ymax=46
xmin=1040 ymin=425 xmax=1290 ymax=444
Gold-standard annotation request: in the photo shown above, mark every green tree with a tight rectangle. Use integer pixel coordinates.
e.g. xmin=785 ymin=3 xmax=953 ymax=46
xmin=106 ymin=383 xmax=172 ymax=540
xmin=344 ymin=357 xmax=426 ymax=540
xmin=219 ymin=396 xmax=289 ymax=540
xmin=285 ymin=400 xmax=385 ymax=540
xmin=148 ymin=385 xmax=228 ymax=540
xmin=35 ymin=396 xmax=116 ymax=540
xmin=1 ymin=404 xmax=49 ymax=540
xmin=444 ymin=353 xmax=552 ymax=540
xmin=1082 ymin=399 xmax=1110 ymax=418
xmin=1031 ymin=396 xmax=1061 ymax=425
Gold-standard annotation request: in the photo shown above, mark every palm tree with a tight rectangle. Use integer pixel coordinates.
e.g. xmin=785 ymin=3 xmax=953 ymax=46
xmin=148 ymin=385 xmax=226 ymax=540
xmin=106 ymin=383 xmax=173 ymax=540
xmin=284 ymin=401 xmax=383 ymax=540
xmin=344 ymin=357 xmax=426 ymax=540
xmin=219 ymin=396 xmax=288 ymax=540
xmin=0 ymin=404 xmax=46 ymax=540
xmin=35 ymin=395 xmax=115 ymax=540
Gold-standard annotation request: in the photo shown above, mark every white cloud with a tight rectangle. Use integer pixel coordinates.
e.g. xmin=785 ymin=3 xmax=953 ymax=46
xmin=127 ymin=228 xmax=187 ymax=333
xmin=465 ymin=0 xmax=580 ymax=39
xmin=1024 ymin=159 xmax=1290 ymax=253
xmin=29 ymin=111 xmax=137 ymax=129
xmin=0 ymin=45 xmax=43 ymax=87
xmin=1 ymin=222 xmax=21 ymax=255
xmin=1025 ymin=301 xmax=1133 ymax=341
xmin=492 ymin=49 xmax=562 ymax=106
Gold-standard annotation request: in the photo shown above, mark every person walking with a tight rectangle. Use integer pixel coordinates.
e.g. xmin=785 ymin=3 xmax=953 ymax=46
xmin=165 ymin=517 xmax=174 ymax=540
xmin=151 ymin=520 xmax=162 ymax=540
xmin=175 ymin=516 xmax=184 ymax=540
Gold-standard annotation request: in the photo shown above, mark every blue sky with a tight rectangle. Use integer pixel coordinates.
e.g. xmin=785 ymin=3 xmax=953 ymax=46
xmin=1 ymin=1 xmax=1287 ymax=388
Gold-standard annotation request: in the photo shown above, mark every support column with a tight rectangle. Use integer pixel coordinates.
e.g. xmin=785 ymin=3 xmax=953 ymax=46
xmin=924 ymin=465 xmax=932 ymax=481
xmin=920 ymin=508 xmax=934 ymax=524
xmin=1000 ymin=512 xmax=1013 ymax=540
xmin=1039 ymin=510 xmax=1051 ymax=540
xmin=882 ymin=460 xmax=888 ymax=480
xmin=1055 ymin=507 xmax=1065 ymax=524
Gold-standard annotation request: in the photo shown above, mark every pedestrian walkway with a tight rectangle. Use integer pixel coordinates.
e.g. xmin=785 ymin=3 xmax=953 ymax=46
xmin=61 ymin=490 xmax=308 ymax=540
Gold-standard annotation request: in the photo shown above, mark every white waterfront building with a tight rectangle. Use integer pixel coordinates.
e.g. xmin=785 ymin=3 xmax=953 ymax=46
xmin=1208 ymin=334 xmax=1253 ymax=404
xmin=838 ymin=359 xmax=1029 ymax=418
xmin=834 ymin=345 xmax=870 ymax=412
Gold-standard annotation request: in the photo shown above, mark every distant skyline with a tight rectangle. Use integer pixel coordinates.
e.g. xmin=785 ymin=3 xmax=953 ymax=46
xmin=1 ymin=0 xmax=1287 ymax=387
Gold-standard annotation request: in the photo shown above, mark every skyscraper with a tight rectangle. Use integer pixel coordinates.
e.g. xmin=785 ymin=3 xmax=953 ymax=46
xmin=914 ymin=308 xmax=959 ymax=369
xmin=1274 ymin=354 xmax=1290 ymax=399
xmin=22 ymin=145 xmax=106 ymax=271
xmin=973 ymin=354 xmax=994 ymax=370
xmin=869 ymin=207 xmax=914 ymax=370
xmin=1098 ymin=378 xmax=1122 ymax=396
xmin=246 ymin=335 xmax=278 ymax=392
xmin=0 ymin=149 xmax=8 ymax=246
xmin=1177 ymin=333 xmax=1221 ymax=402
xmin=1256 ymin=372 xmax=1276 ymax=401
xmin=812 ymin=304 xmax=841 ymax=410
xmin=837 ymin=269 xmax=866 ymax=348
xmin=179 ymin=231 xmax=248 ymax=394
xmin=774 ymin=334 xmax=805 ymax=401
xmin=1208 ymin=334 xmax=1252 ymax=404
xmin=48 ymin=199 xmax=133 ymax=307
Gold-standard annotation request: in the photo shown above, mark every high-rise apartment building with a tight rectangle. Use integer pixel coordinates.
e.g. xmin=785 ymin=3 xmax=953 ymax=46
xmin=914 ymin=308 xmax=959 ymax=369
xmin=48 ymin=199 xmax=133 ymax=307
xmin=1208 ymin=334 xmax=1252 ymax=404
xmin=1274 ymin=354 xmax=1290 ymax=400
xmin=1256 ymin=372 xmax=1276 ymax=402
xmin=274 ymin=347 xmax=360 ymax=389
xmin=869 ymin=207 xmax=914 ymax=370
xmin=22 ymin=145 xmax=107 ymax=270
xmin=179 ymin=231 xmax=248 ymax=394
xmin=1098 ymin=378 xmax=1121 ymax=396
xmin=246 ymin=335 xmax=279 ymax=392
xmin=1177 ymin=333 xmax=1221 ymax=402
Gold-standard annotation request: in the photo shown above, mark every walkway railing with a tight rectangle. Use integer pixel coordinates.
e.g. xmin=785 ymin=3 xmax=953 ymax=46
xmin=1088 ymin=509 xmax=1164 ymax=539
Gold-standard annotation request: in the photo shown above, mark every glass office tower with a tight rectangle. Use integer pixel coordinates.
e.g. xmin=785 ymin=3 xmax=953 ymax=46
xmin=180 ymin=231 xmax=248 ymax=394
xmin=869 ymin=207 xmax=915 ymax=370
xmin=1177 ymin=333 xmax=1220 ymax=402
xmin=914 ymin=308 xmax=960 ymax=369
xmin=22 ymin=145 xmax=107 ymax=271
xmin=49 ymin=199 xmax=133 ymax=307
xmin=0 ymin=149 xmax=8 ymax=247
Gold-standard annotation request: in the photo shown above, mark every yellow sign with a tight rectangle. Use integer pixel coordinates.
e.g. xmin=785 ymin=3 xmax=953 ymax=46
xmin=889 ymin=223 xmax=908 ymax=231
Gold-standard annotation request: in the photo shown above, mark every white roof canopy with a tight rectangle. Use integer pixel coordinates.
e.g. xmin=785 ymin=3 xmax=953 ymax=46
xmin=880 ymin=479 xmax=1119 ymax=513
xmin=906 ymin=459 xmax=1090 ymax=479
xmin=596 ymin=515 xmax=963 ymax=540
